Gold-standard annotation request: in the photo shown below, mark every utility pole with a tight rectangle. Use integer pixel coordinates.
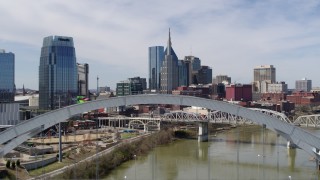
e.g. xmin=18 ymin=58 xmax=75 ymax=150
xmin=96 ymin=120 xmax=99 ymax=180
xmin=58 ymin=95 xmax=62 ymax=162
xmin=97 ymin=76 xmax=99 ymax=97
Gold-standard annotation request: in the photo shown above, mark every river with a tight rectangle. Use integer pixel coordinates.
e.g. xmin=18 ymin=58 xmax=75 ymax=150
xmin=104 ymin=125 xmax=320 ymax=180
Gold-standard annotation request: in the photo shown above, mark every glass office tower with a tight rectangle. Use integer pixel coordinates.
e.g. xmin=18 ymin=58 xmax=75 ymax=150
xmin=0 ymin=49 xmax=15 ymax=102
xmin=39 ymin=36 xmax=78 ymax=110
xmin=148 ymin=46 xmax=164 ymax=91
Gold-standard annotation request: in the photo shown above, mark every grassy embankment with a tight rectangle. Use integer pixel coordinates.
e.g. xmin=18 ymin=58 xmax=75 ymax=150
xmin=56 ymin=124 xmax=232 ymax=179
xmin=55 ymin=129 xmax=174 ymax=179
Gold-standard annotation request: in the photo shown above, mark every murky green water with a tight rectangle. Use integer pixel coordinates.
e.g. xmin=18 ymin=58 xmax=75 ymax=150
xmin=104 ymin=125 xmax=320 ymax=180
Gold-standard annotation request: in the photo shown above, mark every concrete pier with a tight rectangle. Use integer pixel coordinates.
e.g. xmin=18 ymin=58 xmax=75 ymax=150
xmin=198 ymin=122 xmax=208 ymax=142
xmin=287 ymin=141 xmax=297 ymax=149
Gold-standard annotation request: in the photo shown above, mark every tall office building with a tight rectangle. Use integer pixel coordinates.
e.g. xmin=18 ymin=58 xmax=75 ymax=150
xmin=0 ymin=50 xmax=18 ymax=125
xmin=160 ymin=29 xmax=179 ymax=94
xmin=184 ymin=56 xmax=201 ymax=85
xmin=296 ymin=78 xmax=312 ymax=92
xmin=77 ymin=63 xmax=89 ymax=97
xmin=148 ymin=46 xmax=164 ymax=91
xmin=185 ymin=56 xmax=201 ymax=72
xmin=177 ymin=60 xmax=188 ymax=87
xmin=253 ymin=65 xmax=276 ymax=92
xmin=0 ymin=49 xmax=15 ymax=102
xmin=39 ymin=36 xmax=78 ymax=110
xmin=197 ymin=66 xmax=212 ymax=85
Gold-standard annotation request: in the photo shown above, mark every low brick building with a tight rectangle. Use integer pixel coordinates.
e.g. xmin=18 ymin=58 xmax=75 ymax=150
xmin=287 ymin=91 xmax=320 ymax=105
xmin=225 ymin=84 xmax=252 ymax=102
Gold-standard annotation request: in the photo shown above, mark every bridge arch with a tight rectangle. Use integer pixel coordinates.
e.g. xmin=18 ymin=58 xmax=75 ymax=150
xmin=0 ymin=94 xmax=320 ymax=158
xmin=128 ymin=120 xmax=145 ymax=129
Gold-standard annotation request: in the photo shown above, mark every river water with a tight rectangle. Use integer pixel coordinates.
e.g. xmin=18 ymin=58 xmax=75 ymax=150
xmin=104 ymin=125 xmax=320 ymax=180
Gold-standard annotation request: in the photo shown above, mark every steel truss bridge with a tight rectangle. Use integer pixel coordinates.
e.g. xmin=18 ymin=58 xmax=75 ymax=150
xmin=294 ymin=115 xmax=320 ymax=127
xmin=98 ymin=108 xmax=297 ymax=129
xmin=162 ymin=108 xmax=292 ymax=124
xmin=1 ymin=94 xmax=320 ymax=160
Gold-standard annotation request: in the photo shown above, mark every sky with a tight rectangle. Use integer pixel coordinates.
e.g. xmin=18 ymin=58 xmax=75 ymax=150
xmin=1 ymin=0 xmax=320 ymax=90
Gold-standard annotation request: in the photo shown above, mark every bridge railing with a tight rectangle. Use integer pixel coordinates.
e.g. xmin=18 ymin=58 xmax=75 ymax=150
xmin=294 ymin=115 xmax=320 ymax=127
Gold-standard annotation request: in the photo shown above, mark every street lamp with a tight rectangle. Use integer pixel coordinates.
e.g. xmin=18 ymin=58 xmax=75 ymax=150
xmin=257 ymin=154 xmax=261 ymax=179
xmin=134 ymin=154 xmax=137 ymax=180
xmin=13 ymin=155 xmax=17 ymax=180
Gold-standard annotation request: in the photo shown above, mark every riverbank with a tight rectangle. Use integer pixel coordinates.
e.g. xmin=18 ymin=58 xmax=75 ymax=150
xmin=54 ymin=129 xmax=174 ymax=179
xmin=1 ymin=124 xmax=236 ymax=179
xmin=56 ymin=124 xmax=234 ymax=179
xmin=174 ymin=123 xmax=236 ymax=139
xmin=105 ymin=125 xmax=320 ymax=180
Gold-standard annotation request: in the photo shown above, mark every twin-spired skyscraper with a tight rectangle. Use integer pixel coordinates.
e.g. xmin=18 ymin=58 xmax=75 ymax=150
xmin=160 ymin=29 xmax=179 ymax=94
xmin=39 ymin=36 xmax=78 ymax=110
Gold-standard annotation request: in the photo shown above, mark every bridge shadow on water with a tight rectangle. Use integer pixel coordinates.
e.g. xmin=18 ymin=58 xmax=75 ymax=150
xmin=210 ymin=138 xmax=288 ymax=148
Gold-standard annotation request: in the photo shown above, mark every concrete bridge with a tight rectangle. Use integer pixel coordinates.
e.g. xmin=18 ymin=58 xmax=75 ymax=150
xmin=1 ymin=94 xmax=320 ymax=163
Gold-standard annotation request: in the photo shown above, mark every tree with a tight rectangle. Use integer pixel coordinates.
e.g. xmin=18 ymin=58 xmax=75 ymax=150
xmin=11 ymin=161 xmax=16 ymax=169
xmin=16 ymin=159 xmax=20 ymax=167
xmin=6 ymin=160 xmax=10 ymax=168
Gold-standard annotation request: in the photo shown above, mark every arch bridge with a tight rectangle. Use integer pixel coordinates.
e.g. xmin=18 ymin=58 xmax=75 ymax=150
xmin=0 ymin=94 xmax=320 ymax=161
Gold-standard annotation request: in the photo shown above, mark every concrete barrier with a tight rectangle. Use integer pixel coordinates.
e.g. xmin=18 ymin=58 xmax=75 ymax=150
xmin=22 ymin=156 xmax=57 ymax=171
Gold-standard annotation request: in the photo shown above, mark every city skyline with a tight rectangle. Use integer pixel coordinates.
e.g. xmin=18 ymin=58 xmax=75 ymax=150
xmin=1 ymin=1 xmax=320 ymax=90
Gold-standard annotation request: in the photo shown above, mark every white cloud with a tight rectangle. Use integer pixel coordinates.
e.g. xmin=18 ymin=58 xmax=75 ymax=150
xmin=1 ymin=0 xmax=320 ymax=89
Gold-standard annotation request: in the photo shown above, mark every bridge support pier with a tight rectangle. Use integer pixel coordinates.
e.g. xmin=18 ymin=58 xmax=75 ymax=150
xmin=198 ymin=122 xmax=208 ymax=142
xmin=313 ymin=148 xmax=320 ymax=171
xmin=316 ymin=160 xmax=320 ymax=171
xmin=287 ymin=141 xmax=296 ymax=149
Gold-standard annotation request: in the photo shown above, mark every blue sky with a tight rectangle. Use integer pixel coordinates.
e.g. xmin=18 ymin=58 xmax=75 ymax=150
xmin=1 ymin=0 xmax=320 ymax=90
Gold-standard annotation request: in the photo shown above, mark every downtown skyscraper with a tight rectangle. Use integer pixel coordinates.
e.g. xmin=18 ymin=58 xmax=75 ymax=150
xmin=148 ymin=46 xmax=164 ymax=91
xmin=160 ymin=29 xmax=179 ymax=94
xmin=39 ymin=36 xmax=78 ymax=110
xmin=253 ymin=65 xmax=276 ymax=93
xmin=0 ymin=49 xmax=15 ymax=102
xmin=0 ymin=49 xmax=19 ymax=125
